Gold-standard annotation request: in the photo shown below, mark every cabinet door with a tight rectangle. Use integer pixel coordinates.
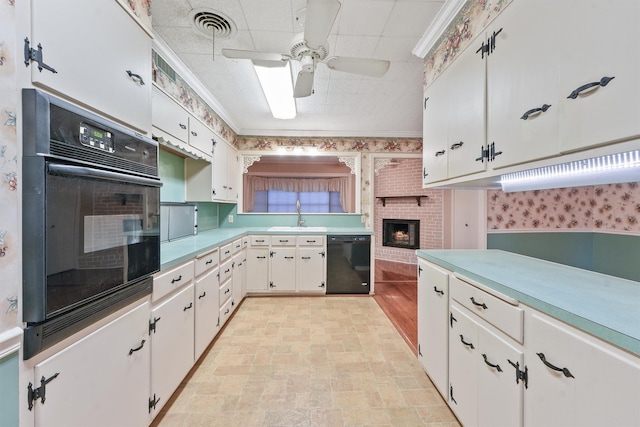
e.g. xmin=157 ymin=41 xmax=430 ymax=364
xmin=558 ymin=0 xmax=640 ymax=153
xmin=188 ymin=117 xmax=215 ymax=157
xmin=195 ymin=268 xmax=220 ymax=359
xmin=270 ymin=248 xmax=297 ymax=291
xmin=33 ymin=301 xmax=150 ymax=427
xmin=525 ymin=310 xmax=640 ymax=427
xmin=422 ymin=82 xmax=449 ymax=184
xmin=152 ymin=87 xmax=190 ymax=142
xmin=449 ymin=305 xmax=479 ymax=427
xmin=477 ymin=326 xmax=523 ymax=427
xmin=246 ymin=248 xmax=269 ymax=291
xmin=30 ymin=0 xmax=151 ymax=132
xmin=446 ymin=43 xmax=487 ymax=179
xmin=487 ymin=0 xmax=560 ymax=168
xmin=150 ymin=284 xmax=195 ymax=416
xmin=417 ymin=259 xmax=449 ymax=398
xmin=212 ymin=141 xmax=229 ymax=202
xmin=232 ymin=253 xmax=244 ymax=309
xmin=297 ymin=247 xmax=326 ymax=292
xmin=227 ymin=145 xmax=239 ymax=202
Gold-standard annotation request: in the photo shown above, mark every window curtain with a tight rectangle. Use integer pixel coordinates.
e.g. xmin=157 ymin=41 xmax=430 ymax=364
xmin=243 ymin=176 xmax=353 ymax=212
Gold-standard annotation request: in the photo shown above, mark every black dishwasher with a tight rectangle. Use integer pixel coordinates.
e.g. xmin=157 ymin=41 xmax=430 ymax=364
xmin=326 ymin=235 xmax=371 ymax=294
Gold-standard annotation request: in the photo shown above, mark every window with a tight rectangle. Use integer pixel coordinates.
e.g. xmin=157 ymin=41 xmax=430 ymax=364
xmin=253 ymin=190 xmax=343 ymax=213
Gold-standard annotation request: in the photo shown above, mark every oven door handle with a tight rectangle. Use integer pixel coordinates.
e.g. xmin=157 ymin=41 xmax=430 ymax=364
xmin=48 ymin=164 xmax=162 ymax=187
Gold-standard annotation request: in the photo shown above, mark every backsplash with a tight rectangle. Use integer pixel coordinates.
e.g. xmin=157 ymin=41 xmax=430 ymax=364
xmin=487 ymin=182 xmax=640 ymax=234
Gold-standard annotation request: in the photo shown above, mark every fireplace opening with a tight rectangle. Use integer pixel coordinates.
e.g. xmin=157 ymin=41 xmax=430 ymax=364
xmin=382 ymin=219 xmax=420 ymax=249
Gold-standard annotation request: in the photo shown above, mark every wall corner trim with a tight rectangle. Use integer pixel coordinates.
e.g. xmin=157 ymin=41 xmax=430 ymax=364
xmin=412 ymin=0 xmax=468 ymax=59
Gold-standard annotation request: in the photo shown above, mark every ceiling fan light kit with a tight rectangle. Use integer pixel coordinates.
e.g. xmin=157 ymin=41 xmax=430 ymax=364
xmin=222 ymin=0 xmax=391 ymax=104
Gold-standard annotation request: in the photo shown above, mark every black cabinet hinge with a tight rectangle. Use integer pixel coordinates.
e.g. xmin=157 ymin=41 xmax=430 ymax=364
xmin=475 ymin=146 xmax=489 ymax=163
xmin=450 ymin=312 xmax=457 ymax=328
xmin=320 ymin=251 xmax=325 ymax=258
xmin=23 ymin=38 xmax=57 ymax=73
xmin=450 ymin=384 xmax=457 ymax=405
xmin=508 ymin=359 xmax=528 ymax=389
xmin=488 ymin=142 xmax=503 ymax=162
xmin=475 ymin=40 xmax=489 ymax=59
xmin=27 ymin=373 xmax=59 ymax=410
xmin=149 ymin=316 xmax=161 ymax=334
xmin=148 ymin=394 xmax=161 ymax=413
xmin=418 ymin=343 xmax=423 ymax=357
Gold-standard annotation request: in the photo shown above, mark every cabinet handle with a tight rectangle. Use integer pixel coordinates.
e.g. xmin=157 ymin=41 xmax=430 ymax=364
xmin=459 ymin=334 xmax=475 ymax=349
xmin=520 ymin=104 xmax=552 ymax=120
xmin=482 ymin=353 xmax=503 ymax=372
xmin=433 ymin=286 xmax=444 ymax=295
xmin=536 ymin=352 xmax=575 ymax=378
xmin=284 ymin=256 xmax=295 ymax=260
xmin=179 ymin=123 xmax=187 ymax=129
xmin=191 ymin=131 xmax=198 ymax=137
xmin=434 ymin=150 xmax=445 ymax=157
xmin=183 ymin=302 xmax=193 ymax=311
xmin=256 ymin=239 xmax=265 ymax=243
xmin=306 ymin=240 xmax=316 ymax=243
xmin=126 ymin=70 xmax=145 ymax=85
xmin=224 ymin=308 xmax=230 ymax=315
xmin=279 ymin=240 xmax=289 ymax=243
xmin=301 ymin=256 xmax=311 ymax=260
xmin=567 ymin=76 xmax=614 ymax=99
xmin=224 ymin=268 xmax=230 ymax=274
xmin=171 ymin=275 xmax=182 ymax=284
xmin=225 ymin=288 xmax=230 ymax=294
xmin=198 ymin=291 xmax=206 ymax=299
xmin=470 ymin=296 xmax=488 ymax=309
xmin=205 ymin=259 xmax=213 ymax=265
xmin=450 ymin=141 xmax=464 ymax=150
xmin=257 ymin=256 xmax=266 ymax=259
xmin=128 ymin=339 xmax=146 ymax=355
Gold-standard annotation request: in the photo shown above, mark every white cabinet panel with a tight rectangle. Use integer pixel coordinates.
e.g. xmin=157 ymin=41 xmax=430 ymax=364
xmin=246 ymin=247 xmax=269 ymax=291
xmin=194 ymin=268 xmax=220 ymax=359
xmin=188 ymin=117 xmax=215 ymax=157
xmin=422 ymin=82 xmax=449 ymax=184
xmin=449 ymin=305 xmax=479 ymax=427
xmin=152 ymin=87 xmax=190 ymax=143
xmin=269 ymin=247 xmax=297 ymax=291
xmin=33 ymin=301 xmax=150 ymax=427
xmin=297 ymin=247 xmax=326 ymax=292
xmin=30 ymin=0 xmax=151 ymax=133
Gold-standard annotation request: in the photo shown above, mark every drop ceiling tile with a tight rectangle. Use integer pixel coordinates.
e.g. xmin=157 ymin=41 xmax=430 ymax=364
xmin=250 ymin=30 xmax=296 ymax=54
xmin=374 ymin=36 xmax=419 ymax=62
xmin=332 ymin=35 xmax=380 ymax=58
xmin=240 ymin=0 xmax=293 ymax=32
xmin=328 ymin=78 xmax=362 ymax=94
xmin=151 ymin=0 xmax=192 ymax=26
xmin=181 ymin=53 xmax=229 ymax=74
xmin=337 ymin=0 xmax=395 ymax=36
xmin=382 ymin=1 xmax=444 ymax=37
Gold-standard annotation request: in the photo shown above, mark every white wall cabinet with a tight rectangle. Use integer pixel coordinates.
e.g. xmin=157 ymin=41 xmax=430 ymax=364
xmin=416 ymin=259 xmax=449 ymax=398
xmin=524 ymin=309 xmax=640 ymax=427
xmin=29 ymin=0 xmax=151 ymax=133
xmin=185 ymin=140 xmax=238 ymax=203
xmin=150 ymin=284 xmax=195 ymax=417
xmin=30 ymin=301 xmax=151 ymax=427
xmin=152 ymin=87 xmax=190 ymax=144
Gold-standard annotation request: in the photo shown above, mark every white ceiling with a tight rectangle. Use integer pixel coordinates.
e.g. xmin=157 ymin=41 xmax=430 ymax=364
xmin=152 ymin=0 xmax=445 ymax=137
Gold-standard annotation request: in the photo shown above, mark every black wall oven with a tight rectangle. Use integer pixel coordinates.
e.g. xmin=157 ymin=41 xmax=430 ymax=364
xmin=22 ymin=89 xmax=161 ymax=359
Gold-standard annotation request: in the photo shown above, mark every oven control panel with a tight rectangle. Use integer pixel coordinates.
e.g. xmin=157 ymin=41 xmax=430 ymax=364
xmin=79 ymin=122 xmax=115 ymax=153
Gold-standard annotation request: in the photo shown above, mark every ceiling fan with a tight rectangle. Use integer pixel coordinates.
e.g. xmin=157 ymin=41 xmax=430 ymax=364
xmin=221 ymin=0 xmax=391 ymax=98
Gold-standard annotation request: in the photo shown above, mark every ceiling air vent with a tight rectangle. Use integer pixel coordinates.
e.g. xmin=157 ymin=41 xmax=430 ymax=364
xmin=189 ymin=9 xmax=237 ymax=40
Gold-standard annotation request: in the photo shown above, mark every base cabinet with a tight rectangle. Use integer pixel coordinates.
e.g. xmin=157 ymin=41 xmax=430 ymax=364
xmin=524 ymin=309 xmax=640 ymax=427
xmin=30 ymin=301 xmax=151 ymax=427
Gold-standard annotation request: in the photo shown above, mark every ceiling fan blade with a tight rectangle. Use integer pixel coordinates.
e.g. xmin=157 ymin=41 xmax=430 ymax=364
xmin=326 ymin=56 xmax=390 ymax=77
xmin=222 ymin=48 xmax=289 ymax=63
xmin=304 ymin=0 xmax=341 ymax=50
xmin=294 ymin=70 xmax=315 ymax=98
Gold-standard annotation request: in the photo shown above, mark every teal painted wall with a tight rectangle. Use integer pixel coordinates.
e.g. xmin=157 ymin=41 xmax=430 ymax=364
xmin=196 ymin=202 xmax=219 ymax=231
xmin=159 ymin=150 xmax=185 ymax=202
xmin=487 ymin=232 xmax=640 ymax=282
xmin=0 ymin=351 xmax=18 ymax=427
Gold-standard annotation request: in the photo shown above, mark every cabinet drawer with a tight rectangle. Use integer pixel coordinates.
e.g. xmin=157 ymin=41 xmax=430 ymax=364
xmin=219 ymin=278 xmax=232 ymax=306
xmin=153 ymin=260 xmax=194 ymax=301
xmin=271 ymin=235 xmax=296 ymax=246
xmin=219 ymin=243 xmax=233 ymax=262
xmin=297 ymin=235 xmax=325 ymax=246
xmin=232 ymin=238 xmax=242 ymax=254
xmin=195 ymin=248 xmax=219 ymax=277
xmin=450 ymin=276 xmax=523 ymax=343
xmin=242 ymin=236 xmax=249 ymax=249
xmin=219 ymin=259 xmax=233 ymax=284
xmin=219 ymin=297 xmax=233 ymax=326
xmin=250 ymin=235 xmax=269 ymax=246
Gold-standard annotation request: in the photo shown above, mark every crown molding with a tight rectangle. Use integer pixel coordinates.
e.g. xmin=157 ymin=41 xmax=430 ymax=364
xmin=151 ymin=34 xmax=241 ymax=134
xmin=412 ymin=0 xmax=467 ymax=59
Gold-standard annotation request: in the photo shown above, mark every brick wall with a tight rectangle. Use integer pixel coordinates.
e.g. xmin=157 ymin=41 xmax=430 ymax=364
xmin=374 ymin=158 xmax=445 ymax=266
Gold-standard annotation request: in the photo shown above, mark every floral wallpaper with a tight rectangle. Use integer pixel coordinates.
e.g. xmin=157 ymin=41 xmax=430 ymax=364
xmin=152 ymin=51 xmax=238 ymax=146
xmin=0 ymin=0 xmax=19 ymax=333
xmin=423 ymin=0 xmax=512 ymax=88
xmin=119 ymin=0 xmax=151 ymax=32
xmin=487 ymin=183 xmax=640 ymax=234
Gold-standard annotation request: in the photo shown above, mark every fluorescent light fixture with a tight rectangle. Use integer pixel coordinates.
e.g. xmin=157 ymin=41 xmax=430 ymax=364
xmin=253 ymin=61 xmax=296 ymax=119
xmin=500 ymin=150 xmax=640 ymax=192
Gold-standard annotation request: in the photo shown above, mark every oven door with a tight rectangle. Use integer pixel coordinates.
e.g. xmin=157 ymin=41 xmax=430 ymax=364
xmin=24 ymin=161 xmax=161 ymax=322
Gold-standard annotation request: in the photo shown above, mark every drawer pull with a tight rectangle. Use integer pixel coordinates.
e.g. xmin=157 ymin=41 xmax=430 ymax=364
xmin=301 ymin=256 xmax=311 ymax=260
xmin=450 ymin=141 xmax=464 ymax=150
xmin=171 ymin=275 xmax=182 ymax=284
xmin=459 ymin=334 xmax=474 ymax=349
xmin=128 ymin=339 xmax=146 ymax=356
xmin=257 ymin=256 xmax=266 ymax=259
xmin=434 ymin=150 xmax=446 ymax=157
xmin=520 ymin=103 xmax=551 ymax=120
xmin=279 ymin=239 xmax=289 ymax=243
xmin=183 ymin=302 xmax=193 ymax=311
xmin=567 ymin=76 xmax=614 ymax=99
xmin=470 ymin=297 xmax=488 ymax=309
xmin=306 ymin=240 xmax=316 ymax=243
xmin=256 ymin=239 xmax=265 ymax=243
xmin=284 ymin=256 xmax=295 ymax=260
xmin=205 ymin=259 xmax=213 ymax=265
xmin=482 ymin=353 xmax=503 ymax=372
xmin=433 ymin=286 xmax=444 ymax=295
xmin=225 ymin=268 xmax=230 ymax=274
xmin=536 ymin=352 xmax=575 ymax=378
xmin=198 ymin=291 xmax=206 ymax=299
xmin=225 ymin=288 xmax=230 ymax=294
xmin=224 ymin=309 xmax=230 ymax=315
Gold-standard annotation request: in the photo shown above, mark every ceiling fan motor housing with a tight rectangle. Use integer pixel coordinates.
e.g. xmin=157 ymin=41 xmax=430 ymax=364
xmin=300 ymin=55 xmax=315 ymax=72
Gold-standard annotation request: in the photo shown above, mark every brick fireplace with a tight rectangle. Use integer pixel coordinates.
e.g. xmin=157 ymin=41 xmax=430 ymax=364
xmin=382 ymin=219 xmax=420 ymax=249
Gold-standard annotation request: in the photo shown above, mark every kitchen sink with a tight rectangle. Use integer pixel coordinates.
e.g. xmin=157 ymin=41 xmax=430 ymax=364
xmin=267 ymin=226 xmax=327 ymax=232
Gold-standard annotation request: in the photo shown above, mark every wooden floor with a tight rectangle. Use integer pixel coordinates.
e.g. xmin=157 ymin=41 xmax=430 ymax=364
xmin=373 ymin=263 xmax=418 ymax=356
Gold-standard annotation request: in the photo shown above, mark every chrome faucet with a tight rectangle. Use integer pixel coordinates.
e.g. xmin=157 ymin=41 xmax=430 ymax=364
xmin=296 ymin=199 xmax=304 ymax=227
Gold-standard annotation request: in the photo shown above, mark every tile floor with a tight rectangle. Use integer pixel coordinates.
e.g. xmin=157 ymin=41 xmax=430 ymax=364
xmin=152 ymin=296 xmax=460 ymax=427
